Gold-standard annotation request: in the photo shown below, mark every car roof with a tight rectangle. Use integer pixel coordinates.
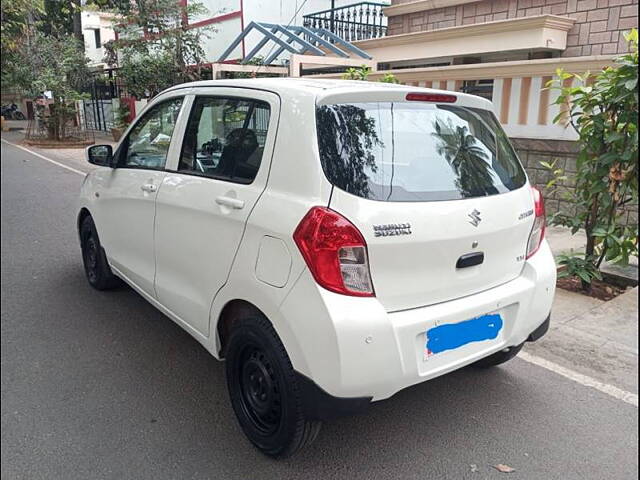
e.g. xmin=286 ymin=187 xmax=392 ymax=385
xmin=162 ymin=77 xmax=494 ymax=110
xmin=165 ymin=77 xmax=401 ymax=93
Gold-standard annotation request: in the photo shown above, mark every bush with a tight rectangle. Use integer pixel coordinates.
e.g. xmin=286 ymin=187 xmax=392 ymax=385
xmin=113 ymin=101 xmax=131 ymax=130
xmin=342 ymin=67 xmax=399 ymax=85
xmin=545 ymin=29 xmax=638 ymax=289
xmin=342 ymin=65 xmax=372 ymax=81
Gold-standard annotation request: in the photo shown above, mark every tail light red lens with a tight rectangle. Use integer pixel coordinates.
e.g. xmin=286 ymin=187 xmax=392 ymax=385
xmin=526 ymin=186 xmax=546 ymax=259
xmin=293 ymin=207 xmax=374 ymax=297
xmin=406 ymin=93 xmax=457 ymax=103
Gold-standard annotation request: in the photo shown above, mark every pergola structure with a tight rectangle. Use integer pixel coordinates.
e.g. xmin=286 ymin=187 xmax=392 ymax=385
xmin=217 ymin=21 xmax=374 ymax=75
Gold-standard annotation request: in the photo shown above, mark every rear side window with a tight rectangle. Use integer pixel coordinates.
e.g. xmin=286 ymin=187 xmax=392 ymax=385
xmin=316 ymin=102 xmax=526 ymax=201
xmin=179 ymin=96 xmax=271 ymax=184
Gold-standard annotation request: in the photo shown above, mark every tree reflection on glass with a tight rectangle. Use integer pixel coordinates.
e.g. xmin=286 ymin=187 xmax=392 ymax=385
xmin=317 ymin=105 xmax=382 ymax=199
xmin=432 ymin=120 xmax=498 ymax=197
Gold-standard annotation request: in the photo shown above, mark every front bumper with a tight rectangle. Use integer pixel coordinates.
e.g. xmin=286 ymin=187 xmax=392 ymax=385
xmin=279 ymin=239 xmax=556 ymax=403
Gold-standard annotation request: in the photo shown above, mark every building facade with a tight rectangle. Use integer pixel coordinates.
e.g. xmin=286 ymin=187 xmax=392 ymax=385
xmin=382 ymin=0 xmax=637 ymax=223
xmin=337 ymin=0 xmax=638 ymax=141
xmin=307 ymin=0 xmax=637 ymax=222
xmin=81 ymin=10 xmax=117 ymax=67
xmin=197 ymin=0 xmax=371 ymax=62
xmin=81 ymin=0 xmax=367 ymax=67
xmin=387 ymin=0 xmax=637 ymax=57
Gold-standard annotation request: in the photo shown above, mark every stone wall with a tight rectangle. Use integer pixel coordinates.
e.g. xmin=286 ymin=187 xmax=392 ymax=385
xmin=512 ymin=138 xmax=638 ymax=226
xmin=387 ymin=0 xmax=638 ymax=56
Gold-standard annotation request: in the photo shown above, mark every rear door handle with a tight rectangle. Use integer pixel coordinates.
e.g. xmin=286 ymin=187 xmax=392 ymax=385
xmin=140 ymin=183 xmax=157 ymax=193
xmin=456 ymin=252 xmax=484 ymax=269
xmin=215 ymin=196 xmax=245 ymax=210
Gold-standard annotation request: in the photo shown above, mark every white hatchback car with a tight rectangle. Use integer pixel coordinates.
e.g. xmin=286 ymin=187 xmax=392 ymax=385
xmin=78 ymin=78 xmax=555 ymax=457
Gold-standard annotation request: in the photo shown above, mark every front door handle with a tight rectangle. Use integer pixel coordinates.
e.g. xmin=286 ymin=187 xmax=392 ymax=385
xmin=215 ymin=196 xmax=245 ymax=210
xmin=140 ymin=183 xmax=157 ymax=193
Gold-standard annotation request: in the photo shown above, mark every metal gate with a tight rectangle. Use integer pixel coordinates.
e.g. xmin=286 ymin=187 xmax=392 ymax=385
xmin=83 ymin=70 xmax=124 ymax=132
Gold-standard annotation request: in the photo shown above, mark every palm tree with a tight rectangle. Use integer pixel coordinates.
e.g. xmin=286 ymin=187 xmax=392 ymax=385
xmin=433 ymin=120 xmax=498 ymax=197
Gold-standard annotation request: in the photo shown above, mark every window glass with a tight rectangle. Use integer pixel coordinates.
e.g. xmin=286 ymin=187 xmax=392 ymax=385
xmin=120 ymin=97 xmax=183 ymax=169
xmin=179 ymin=97 xmax=271 ymax=184
xmin=316 ymin=102 xmax=526 ymax=202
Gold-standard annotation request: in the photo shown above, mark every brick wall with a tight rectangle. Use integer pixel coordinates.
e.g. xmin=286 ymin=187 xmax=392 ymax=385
xmin=512 ymin=138 xmax=638 ymax=226
xmin=387 ymin=0 xmax=638 ymax=56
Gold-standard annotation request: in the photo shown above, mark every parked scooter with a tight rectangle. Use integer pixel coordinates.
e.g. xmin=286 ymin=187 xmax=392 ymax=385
xmin=1 ymin=103 xmax=26 ymax=120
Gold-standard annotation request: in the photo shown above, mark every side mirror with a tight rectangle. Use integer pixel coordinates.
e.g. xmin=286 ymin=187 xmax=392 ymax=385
xmin=86 ymin=144 xmax=113 ymax=167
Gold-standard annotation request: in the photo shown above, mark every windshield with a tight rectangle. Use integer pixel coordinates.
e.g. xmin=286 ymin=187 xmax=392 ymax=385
xmin=316 ymin=102 xmax=527 ymax=202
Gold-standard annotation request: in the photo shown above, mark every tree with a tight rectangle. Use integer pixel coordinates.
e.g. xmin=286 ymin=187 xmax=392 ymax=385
xmin=8 ymin=32 xmax=90 ymax=141
xmin=433 ymin=121 xmax=496 ymax=197
xmin=104 ymin=0 xmax=213 ymax=98
xmin=316 ymin=104 xmax=381 ymax=199
xmin=545 ymin=29 xmax=638 ymax=289
xmin=39 ymin=1 xmax=82 ymax=41
xmin=0 ymin=0 xmax=44 ymax=76
xmin=1 ymin=0 xmax=108 ymax=80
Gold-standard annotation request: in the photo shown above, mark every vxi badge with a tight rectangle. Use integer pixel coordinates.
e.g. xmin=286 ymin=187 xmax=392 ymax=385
xmin=373 ymin=223 xmax=412 ymax=237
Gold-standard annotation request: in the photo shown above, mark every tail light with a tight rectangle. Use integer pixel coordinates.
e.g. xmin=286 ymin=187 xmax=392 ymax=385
xmin=526 ymin=186 xmax=546 ymax=259
xmin=293 ymin=207 xmax=374 ymax=297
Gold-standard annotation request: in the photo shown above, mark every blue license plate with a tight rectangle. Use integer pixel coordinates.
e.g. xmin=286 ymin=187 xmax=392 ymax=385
xmin=425 ymin=313 xmax=503 ymax=357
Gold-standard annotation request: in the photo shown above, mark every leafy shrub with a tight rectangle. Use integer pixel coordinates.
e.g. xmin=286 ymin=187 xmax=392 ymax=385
xmin=545 ymin=29 xmax=638 ymax=289
xmin=342 ymin=65 xmax=372 ymax=81
xmin=380 ymin=73 xmax=399 ymax=84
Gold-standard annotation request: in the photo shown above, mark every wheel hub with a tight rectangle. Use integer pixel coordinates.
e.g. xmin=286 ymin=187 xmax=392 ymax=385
xmin=84 ymin=235 xmax=98 ymax=282
xmin=238 ymin=347 xmax=282 ymax=435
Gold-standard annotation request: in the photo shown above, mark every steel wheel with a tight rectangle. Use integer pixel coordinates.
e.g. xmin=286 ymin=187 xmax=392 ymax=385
xmin=82 ymin=233 xmax=99 ymax=284
xmin=79 ymin=215 xmax=121 ymax=290
xmin=225 ymin=316 xmax=322 ymax=458
xmin=237 ymin=345 xmax=283 ymax=436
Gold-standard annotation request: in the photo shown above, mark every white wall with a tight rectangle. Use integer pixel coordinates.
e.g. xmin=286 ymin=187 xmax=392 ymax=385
xmin=195 ymin=0 xmax=239 ymax=22
xmin=199 ymin=17 xmax=244 ymax=62
xmin=191 ymin=0 xmax=369 ymax=63
xmin=241 ymin=0 xmax=361 ymax=61
xmin=81 ymin=11 xmax=117 ymax=67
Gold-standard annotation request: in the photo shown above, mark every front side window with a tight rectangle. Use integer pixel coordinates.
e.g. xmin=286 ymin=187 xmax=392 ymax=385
xmin=119 ymin=97 xmax=183 ymax=170
xmin=179 ymin=96 xmax=271 ymax=184
xmin=316 ymin=102 xmax=527 ymax=202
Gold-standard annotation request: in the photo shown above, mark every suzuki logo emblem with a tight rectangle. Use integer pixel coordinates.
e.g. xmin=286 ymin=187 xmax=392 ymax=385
xmin=468 ymin=209 xmax=482 ymax=227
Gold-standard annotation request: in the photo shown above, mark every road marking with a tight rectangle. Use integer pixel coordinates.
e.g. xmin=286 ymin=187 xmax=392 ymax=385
xmin=1 ymin=138 xmax=87 ymax=176
xmin=519 ymin=351 xmax=638 ymax=407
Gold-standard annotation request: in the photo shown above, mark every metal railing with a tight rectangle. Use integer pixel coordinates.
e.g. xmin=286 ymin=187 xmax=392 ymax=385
xmin=303 ymin=2 xmax=389 ymax=42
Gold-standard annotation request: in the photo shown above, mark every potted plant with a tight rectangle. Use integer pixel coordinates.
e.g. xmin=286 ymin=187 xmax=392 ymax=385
xmin=111 ymin=101 xmax=131 ymax=141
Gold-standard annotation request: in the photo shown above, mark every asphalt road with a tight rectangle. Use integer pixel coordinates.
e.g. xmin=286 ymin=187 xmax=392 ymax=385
xmin=1 ymin=139 xmax=638 ymax=480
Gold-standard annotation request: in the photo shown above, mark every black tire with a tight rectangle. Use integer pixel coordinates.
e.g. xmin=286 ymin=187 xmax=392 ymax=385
xmin=14 ymin=112 xmax=25 ymax=120
xmin=473 ymin=343 xmax=524 ymax=368
xmin=225 ymin=316 xmax=321 ymax=458
xmin=80 ymin=215 xmax=121 ymax=290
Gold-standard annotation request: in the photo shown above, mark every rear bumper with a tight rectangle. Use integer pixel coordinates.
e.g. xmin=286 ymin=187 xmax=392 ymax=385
xmin=279 ymin=239 xmax=556 ymax=403
xmin=527 ymin=314 xmax=550 ymax=342
xmin=296 ymin=313 xmax=551 ymax=421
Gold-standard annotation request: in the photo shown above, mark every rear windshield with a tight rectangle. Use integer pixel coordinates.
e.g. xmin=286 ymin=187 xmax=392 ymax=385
xmin=316 ymin=102 xmax=527 ymax=202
